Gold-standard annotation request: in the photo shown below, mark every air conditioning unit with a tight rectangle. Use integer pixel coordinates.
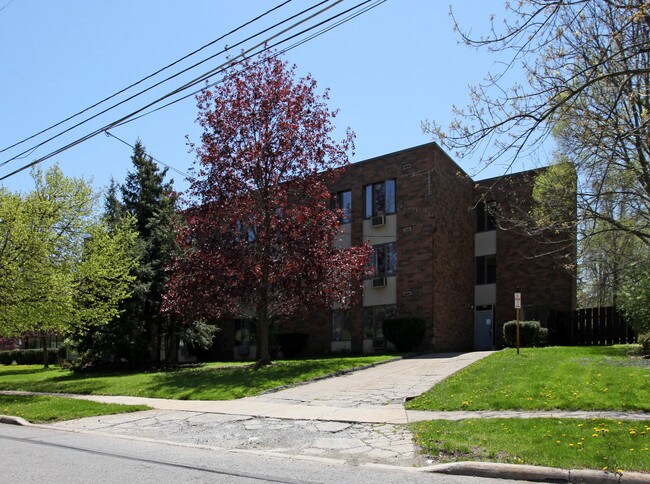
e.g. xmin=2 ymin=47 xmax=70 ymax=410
xmin=372 ymin=277 xmax=387 ymax=288
xmin=371 ymin=215 xmax=385 ymax=227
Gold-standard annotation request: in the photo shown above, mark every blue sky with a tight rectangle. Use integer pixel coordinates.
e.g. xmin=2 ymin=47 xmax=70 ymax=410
xmin=0 ymin=1 xmax=538 ymax=195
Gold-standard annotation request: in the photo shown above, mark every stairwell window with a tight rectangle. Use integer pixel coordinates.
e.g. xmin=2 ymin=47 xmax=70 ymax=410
xmin=476 ymin=255 xmax=496 ymax=285
xmin=476 ymin=201 xmax=496 ymax=232
xmin=364 ymin=179 xmax=396 ymax=218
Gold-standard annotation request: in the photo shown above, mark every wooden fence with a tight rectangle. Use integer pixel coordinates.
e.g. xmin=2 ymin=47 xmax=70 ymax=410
xmin=566 ymin=307 xmax=636 ymax=346
xmin=518 ymin=305 xmax=636 ymax=346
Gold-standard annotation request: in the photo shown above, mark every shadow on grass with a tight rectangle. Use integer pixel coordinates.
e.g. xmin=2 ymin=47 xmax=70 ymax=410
xmin=0 ymin=367 xmax=57 ymax=377
xmin=0 ymin=357 xmax=386 ymax=400
xmin=136 ymin=360 xmax=361 ymax=400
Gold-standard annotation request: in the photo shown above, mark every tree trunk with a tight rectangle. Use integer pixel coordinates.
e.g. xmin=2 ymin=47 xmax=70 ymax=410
xmin=41 ymin=335 xmax=49 ymax=369
xmin=167 ymin=319 xmax=178 ymax=366
xmin=257 ymin=307 xmax=272 ymax=366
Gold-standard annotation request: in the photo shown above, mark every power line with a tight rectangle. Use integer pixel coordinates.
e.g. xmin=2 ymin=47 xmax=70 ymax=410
xmin=116 ymin=0 xmax=384 ymax=128
xmin=0 ymin=0 xmax=294 ymax=156
xmin=0 ymin=0 xmax=385 ymax=182
xmin=0 ymin=0 xmax=343 ymax=175
xmin=103 ymin=130 xmax=189 ymax=179
xmin=1 ymin=0 xmax=334 ymax=168
xmin=0 ymin=0 xmax=15 ymax=13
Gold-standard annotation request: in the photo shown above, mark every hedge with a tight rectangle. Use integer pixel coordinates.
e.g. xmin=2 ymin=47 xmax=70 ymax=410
xmin=0 ymin=347 xmax=67 ymax=365
xmin=382 ymin=317 xmax=426 ymax=352
xmin=502 ymin=320 xmax=548 ymax=348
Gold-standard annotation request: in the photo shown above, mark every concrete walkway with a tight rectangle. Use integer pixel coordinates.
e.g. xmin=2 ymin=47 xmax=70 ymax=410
xmin=3 ymin=352 xmax=494 ymax=424
xmin=3 ymin=351 xmax=649 ymax=478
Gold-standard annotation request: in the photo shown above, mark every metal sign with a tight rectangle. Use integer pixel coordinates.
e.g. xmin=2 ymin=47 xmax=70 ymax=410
xmin=514 ymin=292 xmax=521 ymax=309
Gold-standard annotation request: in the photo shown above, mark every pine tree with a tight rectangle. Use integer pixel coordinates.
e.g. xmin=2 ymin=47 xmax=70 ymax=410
xmin=121 ymin=140 xmax=179 ymax=364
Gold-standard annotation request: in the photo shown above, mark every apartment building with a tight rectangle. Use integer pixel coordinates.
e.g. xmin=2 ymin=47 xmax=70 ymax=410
xmin=204 ymin=142 xmax=575 ymax=360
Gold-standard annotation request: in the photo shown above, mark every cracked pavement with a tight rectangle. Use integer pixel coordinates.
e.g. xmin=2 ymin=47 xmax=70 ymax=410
xmin=45 ymin=352 xmax=493 ymax=466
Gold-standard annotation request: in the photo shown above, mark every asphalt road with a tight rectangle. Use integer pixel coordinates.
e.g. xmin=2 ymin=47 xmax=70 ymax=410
xmin=1 ymin=424 xmax=533 ymax=483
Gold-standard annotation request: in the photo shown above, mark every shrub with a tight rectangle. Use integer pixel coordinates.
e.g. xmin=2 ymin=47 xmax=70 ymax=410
xmin=638 ymin=332 xmax=650 ymax=356
xmin=503 ymin=320 xmax=548 ymax=347
xmin=382 ymin=317 xmax=426 ymax=352
xmin=276 ymin=333 xmax=309 ymax=359
xmin=0 ymin=347 xmax=67 ymax=365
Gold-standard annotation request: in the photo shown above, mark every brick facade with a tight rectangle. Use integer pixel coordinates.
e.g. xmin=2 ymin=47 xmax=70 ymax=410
xmin=475 ymin=169 xmax=576 ymax=347
xmin=217 ymin=143 xmax=576 ymax=358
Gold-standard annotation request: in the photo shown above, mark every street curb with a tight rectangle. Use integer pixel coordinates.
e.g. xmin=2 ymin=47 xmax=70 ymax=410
xmin=424 ymin=461 xmax=650 ymax=483
xmin=0 ymin=414 xmax=32 ymax=426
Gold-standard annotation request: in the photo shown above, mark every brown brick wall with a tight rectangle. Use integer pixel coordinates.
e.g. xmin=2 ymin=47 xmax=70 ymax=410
xmin=430 ymin=149 xmax=475 ymax=351
xmin=209 ymin=146 xmax=576 ymax=359
xmin=475 ymin=170 xmax=576 ymax=347
xmin=329 ymin=143 xmax=475 ymax=352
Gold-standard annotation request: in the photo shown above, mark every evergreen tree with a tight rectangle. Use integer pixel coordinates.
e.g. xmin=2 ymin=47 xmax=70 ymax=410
xmin=121 ymin=140 xmax=179 ymax=364
xmin=103 ymin=177 xmax=124 ymax=228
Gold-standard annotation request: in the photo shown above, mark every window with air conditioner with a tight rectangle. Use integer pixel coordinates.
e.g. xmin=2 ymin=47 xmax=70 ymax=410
xmin=364 ymin=179 xmax=396 ymax=219
xmin=366 ymin=242 xmax=397 ymax=282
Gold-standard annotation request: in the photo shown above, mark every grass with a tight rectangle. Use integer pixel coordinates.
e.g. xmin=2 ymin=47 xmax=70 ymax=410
xmin=406 ymin=346 xmax=649 ymax=412
xmin=0 ymin=355 xmax=395 ymax=400
xmin=0 ymin=394 xmax=149 ymax=423
xmin=411 ymin=418 xmax=650 ymax=473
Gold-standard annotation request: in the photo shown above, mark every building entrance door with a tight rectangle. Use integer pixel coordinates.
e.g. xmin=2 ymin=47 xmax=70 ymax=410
xmin=474 ymin=306 xmax=493 ymax=350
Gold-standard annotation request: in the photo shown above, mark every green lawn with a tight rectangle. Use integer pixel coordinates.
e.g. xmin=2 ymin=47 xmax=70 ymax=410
xmin=411 ymin=418 xmax=650 ymax=473
xmin=0 ymin=355 xmax=395 ymax=400
xmin=407 ymin=346 xmax=649 ymax=412
xmin=0 ymin=394 xmax=149 ymax=423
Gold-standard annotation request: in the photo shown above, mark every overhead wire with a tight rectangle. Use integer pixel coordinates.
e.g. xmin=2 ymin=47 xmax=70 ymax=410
xmin=0 ymin=0 xmax=385 ymax=182
xmin=116 ymin=0 xmax=384 ymax=128
xmin=103 ymin=130 xmax=189 ymax=179
xmin=0 ymin=0 xmax=294 ymax=155
xmin=0 ymin=0 xmax=333 ymax=169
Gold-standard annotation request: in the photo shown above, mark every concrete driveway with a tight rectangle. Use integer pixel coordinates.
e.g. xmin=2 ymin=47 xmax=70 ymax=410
xmin=35 ymin=352 xmax=493 ymax=467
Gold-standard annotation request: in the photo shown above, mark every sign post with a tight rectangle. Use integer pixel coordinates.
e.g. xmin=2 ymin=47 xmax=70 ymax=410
xmin=514 ymin=291 xmax=521 ymax=355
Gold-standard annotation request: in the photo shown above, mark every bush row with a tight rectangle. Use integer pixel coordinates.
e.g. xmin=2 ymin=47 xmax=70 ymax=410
xmin=382 ymin=317 xmax=426 ymax=351
xmin=0 ymin=347 xmax=67 ymax=365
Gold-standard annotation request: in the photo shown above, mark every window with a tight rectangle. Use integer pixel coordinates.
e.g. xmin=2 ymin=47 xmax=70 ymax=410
xmin=331 ymin=190 xmax=352 ymax=223
xmin=235 ymin=220 xmax=256 ymax=243
xmin=363 ymin=304 xmax=397 ymax=347
xmin=364 ymin=179 xmax=396 ymax=218
xmin=476 ymin=255 xmax=496 ymax=285
xmin=332 ymin=310 xmax=352 ymax=341
xmin=476 ymin=201 xmax=496 ymax=232
xmin=367 ymin=242 xmax=397 ymax=278
xmin=234 ymin=320 xmax=257 ymax=346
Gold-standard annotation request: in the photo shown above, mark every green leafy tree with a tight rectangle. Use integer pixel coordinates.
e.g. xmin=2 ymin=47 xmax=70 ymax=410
xmin=0 ymin=165 xmax=138 ymax=367
xmin=618 ymin=257 xmax=650 ymax=334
